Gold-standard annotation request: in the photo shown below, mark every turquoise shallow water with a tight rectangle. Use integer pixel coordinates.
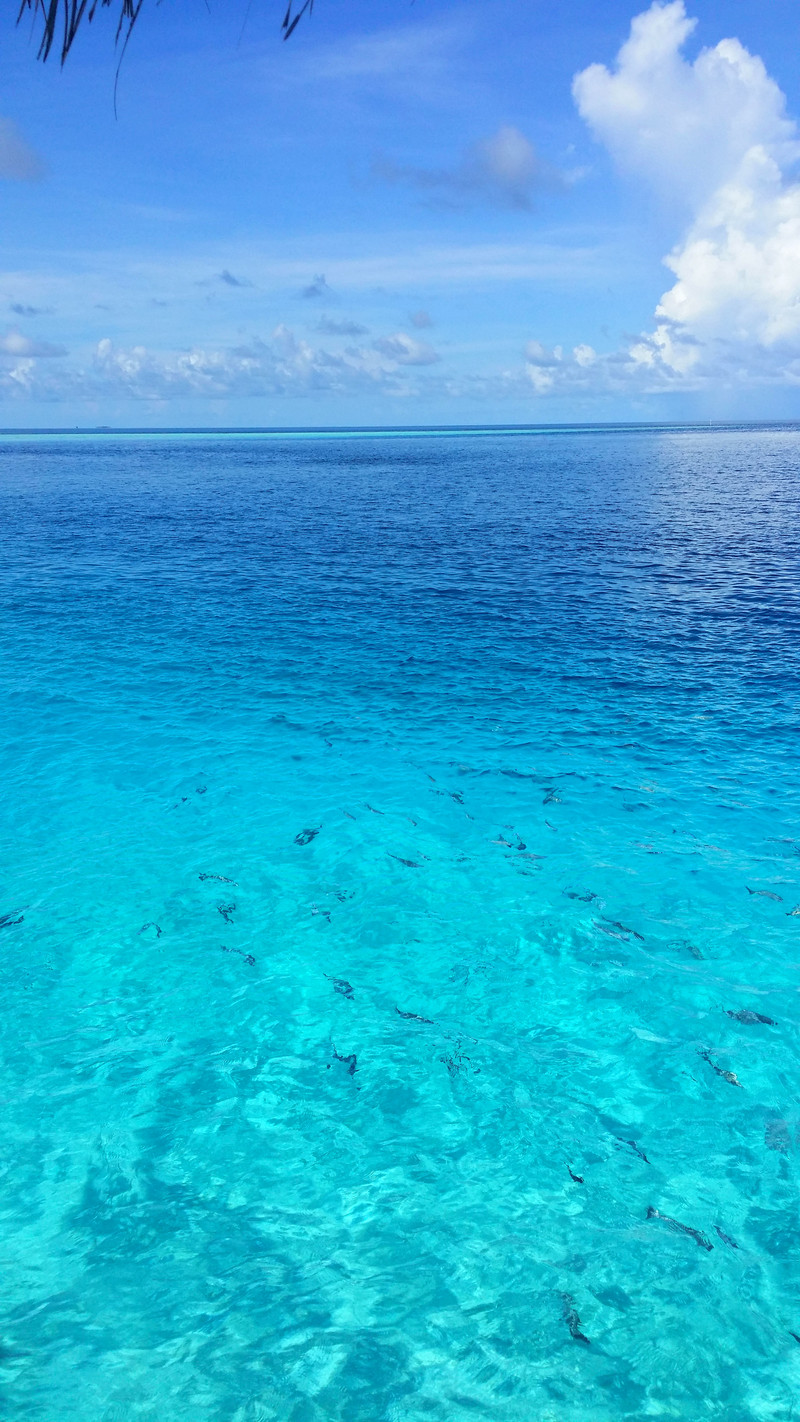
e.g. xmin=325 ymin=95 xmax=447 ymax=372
xmin=1 ymin=427 xmax=800 ymax=1420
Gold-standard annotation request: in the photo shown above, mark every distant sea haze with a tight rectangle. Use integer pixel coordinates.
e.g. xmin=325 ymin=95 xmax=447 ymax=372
xmin=2 ymin=418 xmax=800 ymax=438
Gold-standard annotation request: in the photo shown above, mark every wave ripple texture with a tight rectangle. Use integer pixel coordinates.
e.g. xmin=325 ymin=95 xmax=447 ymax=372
xmin=1 ymin=429 xmax=799 ymax=1421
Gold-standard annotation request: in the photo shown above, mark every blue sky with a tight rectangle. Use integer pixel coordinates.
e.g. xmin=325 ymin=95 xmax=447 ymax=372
xmin=5 ymin=0 xmax=800 ymax=425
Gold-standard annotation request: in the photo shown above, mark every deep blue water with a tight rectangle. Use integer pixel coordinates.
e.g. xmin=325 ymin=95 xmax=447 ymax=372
xmin=1 ymin=428 xmax=800 ymax=1421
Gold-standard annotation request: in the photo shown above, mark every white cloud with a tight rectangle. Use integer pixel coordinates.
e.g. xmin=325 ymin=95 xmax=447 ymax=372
xmin=90 ymin=327 xmax=395 ymax=398
xmin=375 ymin=126 xmax=560 ymax=211
xmin=523 ymin=342 xmax=606 ymax=394
xmin=573 ymin=2 xmax=798 ymax=210
xmin=472 ymin=127 xmax=555 ymax=209
xmin=304 ymin=25 xmax=449 ymax=81
xmin=0 ymin=328 xmax=65 ymax=357
xmin=0 ymin=118 xmax=43 ymax=181
xmin=525 ymin=340 xmax=563 ymax=368
xmin=0 ymin=326 xmax=443 ymax=404
xmin=655 ymin=149 xmax=800 ymax=349
xmin=297 ymin=22 xmax=465 ymax=104
xmin=564 ymin=1 xmax=800 ymax=391
xmin=372 ymin=332 xmax=440 ymax=365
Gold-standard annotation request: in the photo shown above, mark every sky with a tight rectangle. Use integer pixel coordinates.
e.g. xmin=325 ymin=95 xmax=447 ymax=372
xmin=5 ymin=0 xmax=800 ymax=426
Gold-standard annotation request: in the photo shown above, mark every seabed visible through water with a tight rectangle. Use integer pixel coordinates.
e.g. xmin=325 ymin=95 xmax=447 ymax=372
xmin=1 ymin=426 xmax=799 ymax=1421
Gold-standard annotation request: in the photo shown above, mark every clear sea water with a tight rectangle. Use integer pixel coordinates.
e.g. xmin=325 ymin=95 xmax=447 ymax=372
xmin=1 ymin=426 xmax=799 ymax=1421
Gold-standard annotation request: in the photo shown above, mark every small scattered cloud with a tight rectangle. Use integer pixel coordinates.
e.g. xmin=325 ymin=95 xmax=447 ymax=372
xmin=195 ymin=270 xmax=254 ymax=289
xmin=299 ymin=22 xmax=465 ymax=103
xmin=525 ymin=340 xmax=563 ymax=369
xmin=0 ymin=118 xmax=43 ymax=181
xmin=373 ymin=332 xmax=440 ymax=365
xmin=218 ymin=269 xmax=253 ymax=288
xmin=9 ymin=302 xmax=52 ymax=317
xmin=301 ymin=274 xmax=333 ymax=299
xmin=375 ymin=126 xmax=562 ymax=210
xmin=409 ymin=309 xmax=433 ymax=329
xmin=316 ymin=317 xmax=369 ymax=336
xmin=0 ymin=328 xmax=65 ymax=358
xmin=523 ymin=339 xmax=600 ymax=393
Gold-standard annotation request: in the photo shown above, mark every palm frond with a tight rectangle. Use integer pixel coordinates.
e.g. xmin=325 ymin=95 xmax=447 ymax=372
xmin=19 ymin=0 xmax=143 ymax=63
xmin=19 ymin=0 xmax=314 ymax=63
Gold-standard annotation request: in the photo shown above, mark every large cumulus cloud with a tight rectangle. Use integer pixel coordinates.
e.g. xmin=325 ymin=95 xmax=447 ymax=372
xmin=532 ymin=1 xmax=800 ymax=395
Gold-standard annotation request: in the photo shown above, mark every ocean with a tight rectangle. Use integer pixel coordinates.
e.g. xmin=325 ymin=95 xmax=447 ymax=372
xmin=1 ymin=426 xmax=799 ymax=1420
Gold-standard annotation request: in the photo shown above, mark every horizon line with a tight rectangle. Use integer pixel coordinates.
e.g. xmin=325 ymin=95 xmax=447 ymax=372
xmin=1 ymin=420 xmax=800 ymax=439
